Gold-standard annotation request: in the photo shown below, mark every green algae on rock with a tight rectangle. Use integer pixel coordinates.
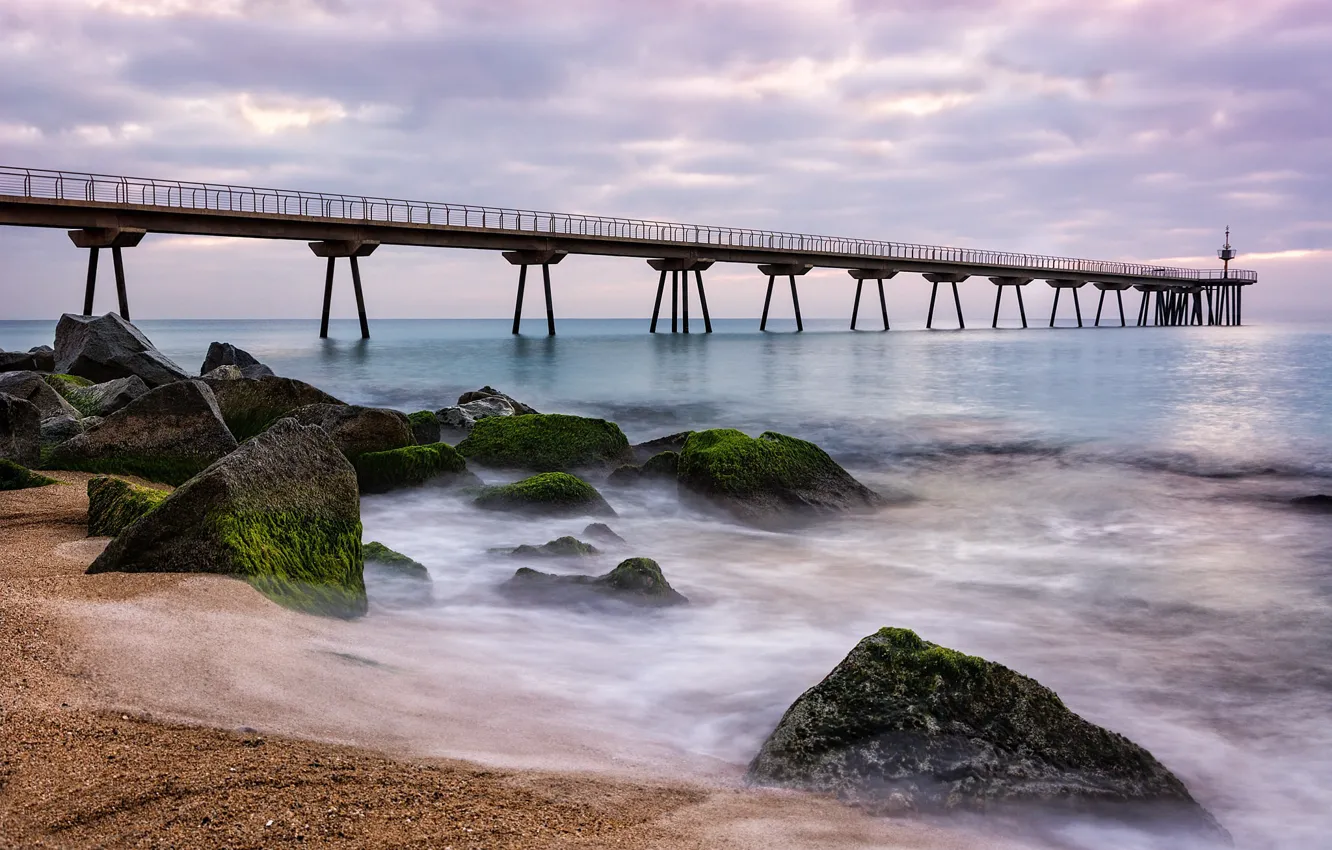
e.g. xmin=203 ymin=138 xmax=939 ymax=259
xmin=363 ymin=541 xmax=430 ymax=581
xmin=507 ymin=536 xmax=601 ymax=558
xmin=503 ymin=556 xmax=687 ymax=608
xmin=0 ymin=458 xmax=57 ymax=491
xmin=678 ymin=429 xmax=882 ymax=528
xmin=746 ymin=627 xmax=1224 ymax=834
xmin=457 ymin=414 xmax=632 ymax=472
xmin=353 ymin=443 xmax=469 ymax=494
xmin=86 ymin=476 xmax=168 ymax=536
xmin=202 ymin=375 xmax=344 ymax=441
xmin=407 ymin=410 xmax=441 ymax=445
xmin=87 ymin=418 xmax=367 ymax=619
xmin=473 ymin=472 xmax=615 ymax=517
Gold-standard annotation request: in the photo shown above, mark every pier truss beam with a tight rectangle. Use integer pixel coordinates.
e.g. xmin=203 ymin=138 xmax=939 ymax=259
xmin=848 ymin=269 xmax=896 ymax=331
xmin=648 ymin=258 xmax=715 ymax=334
xmin=758 ymin=263 xmax=813 ymax=332
xmin=988 ymin=277 xmax=1032 ymax=328
xmin=1092 ymin=282 xmax=1134 ymax=327
xmin=1045 ymin=279 xmax=1088 ymax=328
xmin=505 ymin=250 xmax=567 ymax=336
xmin=923 ymin=273 xmax=969 ymax=329
xmin=310 ymin=240 xmax=379 ymax=339
xmin=68 ymin=227 xmax=145 ymax=320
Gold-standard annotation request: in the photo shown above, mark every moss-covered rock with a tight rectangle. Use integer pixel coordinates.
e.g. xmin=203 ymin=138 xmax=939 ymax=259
xmin=457 ymin=414 xmax=632 ymax=472
xmin=0 ymin=458 xmax=57 ymax=491
xmin=87 ymin=418 xmax=366 ymax=618
xmin=0 ymin=371 xmax=82 ymax=421
xmin=747 ymin=628 xmax=1224 ymax=834
xmin=503 ymin=557 xmax=687 ymax=608
xmin=46 ymin=380 xmax=239 ymax=486
xmin=631 ymin=431 xmax=694 ymax=463
xmin=363 ymin=541 xmax=430 ymax=581
xmin=86 ymin=476 xmax=168 ymax=536
xmin=408 ymin=410 xmax=441 ymax=445
xmin=507 ymin=536 xmax=601 ymax=558
xmin=678 ymin=429 xmax=882 ymax=528
xmin=203 ymin=375 xmax=344 ymax=441
xmin=55 ymin=375 xmax=149 ymax=418
xmin=353 ymin=443 xmax=470 ymax=494
xmin=474 ymin=472 xmax=615 ymax=517
xmin=283 ymin=403 xmax=414 ymax=458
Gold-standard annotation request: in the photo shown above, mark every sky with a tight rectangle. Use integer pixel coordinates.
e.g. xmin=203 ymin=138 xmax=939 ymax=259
xmin=0 ymin=0 xmax=1329 ymax=323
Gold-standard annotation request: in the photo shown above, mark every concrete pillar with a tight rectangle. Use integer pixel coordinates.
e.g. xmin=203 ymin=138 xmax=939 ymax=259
xmin=310 ymin=240 xmax=380 ymax=339
xmin=68 ymin=227 xmax=146 ymax=320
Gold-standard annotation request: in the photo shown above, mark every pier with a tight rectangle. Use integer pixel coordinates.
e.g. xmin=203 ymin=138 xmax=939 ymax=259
xmin=0 ymin=166 xmax=1256 ymax=338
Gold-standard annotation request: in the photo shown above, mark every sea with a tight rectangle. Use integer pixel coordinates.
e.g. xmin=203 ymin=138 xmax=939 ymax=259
xmin=3 ymin=317 xmax=1330 ymax=849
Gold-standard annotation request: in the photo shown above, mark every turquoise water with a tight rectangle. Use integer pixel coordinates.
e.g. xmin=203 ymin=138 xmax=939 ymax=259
xmin=4 ymin=318 xmax=1331 ymax=849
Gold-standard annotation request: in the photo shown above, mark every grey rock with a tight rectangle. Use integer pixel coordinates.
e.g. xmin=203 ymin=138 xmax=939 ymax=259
xmin=0 ymin=371 xmax=82 ymax=421
xmin=64 ymin=375 xmax=150 ymax=418
xmin=0 ymin=393 xmax=41 ymax=467
xmin=40 ymin=414 xmax=84 ymax=448
xmin=283 ymin=403 xmax=413 ymax=458
xmin=54 ymin=313 xmax=190 ymax=387
xmin=502 ymin=557 xmax=687 ymax=608
xmin=438 ymin=396 xmax=516 ymax=432
xmin=201 ymin=375 xmax=343 ymax=441
xmin=0 ymin=350 xmax=37 ymax=372
xmin=47 ymin=380 xmax=239 ymax=486
xmin=582 ymin=522 xmax=626 ymax=545
xmin=28 ymin=346 xmax=55 ymax=372
xmin=200 ymin=342 xmax=276 ymax=378
xmin=631 ymin=431 xmax=694 ymax=463
xmin=457 ymin=386 xmax=538 ymax=415
xmin=82 ymin=416 xmax=105 ymax=430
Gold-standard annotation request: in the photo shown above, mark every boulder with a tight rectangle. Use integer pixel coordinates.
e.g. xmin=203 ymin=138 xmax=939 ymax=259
xmin=457 ymin=414 xmax=633 ymax=472
xmin=473 ymin=472 xmax=615 ymax=517
xmin=747 ymin=627 xmax=1224 ymax=835
xmin=438 ymin=396 xmax=517 ymax=432
xmin=283 ymin=404 xmax=413 ymax=458
xmin=503 ymin=557 xmax=687 ymax=608
xmin=609 ymin=450 xmax=680 ymax=486
xmin=88 ymin=418 xmax=367 ymax=618
xmin=200 ymin=341 xmax=275 ymax=378
xmin=582 ymin=522 xmax=626 ymax=545
xmin=408 ymin=410 xmax=441 ymax=445
xmin=202 ymin=375 xmax=343 ymax=441
xmin=506 ymin=536 xmax=601 ymax=558
xmin=60 ymin=375 xmax=150 ymax=418
xmin=39 ymin=414 xmax=83 ymax=448
xmin=28 ymin=345 xmax=55 ymax=372
xmin=363 ymin=541 xmax=430 ymax=581
xmin=0 ymin=459 xmax=57 ymax=491
xmin=0 ymin=394 xmax=41 ymax=467
xmin=457 ymin=386 xmax=538 ymax=415
xmin=0 ymin=371 xmax=82 ymax=421
xmin=54 ymin=313 xmax=190 ymax=388
xmin=631 ymin=431 xmax=694 ymax=463
xmin=47 ymin=380 xmax=239 ymax=486
xmin=352 ymin=443 xmax=472 ymax=494
xmin=678 ymin=429 xmax=882 ymax=528
xmin=1292 ymin=494 xmax=1332 ymax=512
xmin=0 ymin=350 xmax=37 ymax=372
xmin=87 ymin=476 xmax=169 ymax=537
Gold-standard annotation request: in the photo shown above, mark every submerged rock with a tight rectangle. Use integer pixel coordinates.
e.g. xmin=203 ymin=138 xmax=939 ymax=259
xmin=56 ymin=375 xmax=149 ymax=418
xmin=0 ymin=371 xmax=82 ymax=422
xmin=408 ymin=410 xmax=441 ymax=445
xmin=0 ymin=394 xmax=41 ymax=467
xmin=506 ymin=536 xmax=601 ymax=558
xmin=54 ymin=313 xmax=190 ymax=388
xmin=88 ymin=418 xmax=367 ymax=618
xmin=457 ymin=414 xmax=633 ymax=472
xmin=582 ymin=522 xmax=626 ymax=545
xmin=747 ymin=627 xmax=1224 ymax=835
xmin=678 ymin=429 xmax=882 ymax=528
xmin=438 ymin=396 xmax=517 ymax=432
xmin=203 ymin=375 xmax=344 ymax=442
xmin=284 ymin=403 xmax=414 ymax=458
xmin=503 ymin=557 xmax=687 ymax=608
xmin=0 ymin=459 xmax=57 ymax=491
xmin=87 ymin=476 xmax=169 ymax=537
xmin=631 ymin=431 xmax=694 ymax=463
xmin=363 ymin=541 xmax=430 ymax=581
xmin=473 ymin=472 xmax=615 ymax=517
xmin=352 ymin=443 xmax=471 ymax=494
xmin=200 ymin=342 xmax=275 ymax=378
xmin=46 ymin=380 xmax=239 ymax=486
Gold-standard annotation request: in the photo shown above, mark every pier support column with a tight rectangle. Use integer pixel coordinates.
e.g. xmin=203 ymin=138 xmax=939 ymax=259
xmin=695 ymin=269 xmax=713 ymax=333
xmin=988 ymin=277 xmax=1031 ymax=328
xmin=504 ymin=250 xmax=566 ymax=336
xmin=648 ymin=259 xmax=714 ymax=333
xmin=757 ymin=263 xmax=813 ymax=331
xmin=1092 ymin=282 xmax=1133 ymax=327
xmin=68 ymin=227 xmax=146 ymax=319
xmin=1045 ymin=279 xmax=1087 ymax=328
xmin=922 ymin=273 xmax=969 ymax=329
xmin=849 ymin=269 xmax=897 ymax=330
xmin=310 ymin=240 xmax=380 ymax=339
xmin=1134 ymin=283 xmax=1167 ymax=327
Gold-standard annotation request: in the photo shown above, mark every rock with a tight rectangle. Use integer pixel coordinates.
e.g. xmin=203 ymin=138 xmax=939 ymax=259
xmin=0 ymin=459 xmax=57 ymax=491
xmin=408 ymin=410 xmax=441 ymax=445
xmin=1292 ymin=494 xmax=1332 ymax=511
xmin=473 ymin=472 xmax=615 ymax=517
xmin=28 ymin=345 xmax=55 ymax=372
xmin=611 ymin=450 xmax=680 ymax=486
xmin=200 ymin=342 xmax=275 ymax=378
xmin=54 ymin=313 xmax=190 ymax=387
xmin=59 ymin=375 xmax=150 ymax=418
xmin=46 ymin=380 xmax=239 ymax=486
xmin=606 ymin=464 xmax=641 ymax=486
xmin=582 ymin=522 xmax=626 ymax=545
xmin=438 ymin=396 xmax=516 ymax=432
xmin=363 ymin=541 xmax=430 ymax=581
xmin=503 ymin=557 xmax=687 ymax=608
xmin=747 ymin=627 xmax=1224 ymax=834
xmin=82 ymin=416 xmax=105 ymax=430
xmin=631 ymin=431 xmax=694 ymax=462
xmin=87 ymin=476 xmax=168 ymax=537
xmin=0 ymin=371 xmax=82 ymax=421
xmin=457 ymin=414 xmax=633 ymax=472
xmin=88 ymin=418 xmax=367 ymax=618
xmin=506 ymin=536 xmax=601 ymax=558
xmin=0 ymin=350 xmax=37 ymax=372
xmin=283 ymin=404 xmax=413 ymax=458
xmin=39 ymin=414 xmax=83 ymax=448
xmin=202 ymin=376 xmax=344 ymax=441
xmin=678 ymin=429 xmax=882 ymax=528
xmin=201 ymin=364 xmax=244 ymax=380
xmin=352 ymin=443 xmax=471 ymax=494
xmin=457 ymin=386 xmax=538 ymax=415
xmin=0 ymin=394 xmax=42 ymax=467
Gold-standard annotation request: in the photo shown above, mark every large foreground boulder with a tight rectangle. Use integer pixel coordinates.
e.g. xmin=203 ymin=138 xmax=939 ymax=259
xmin=283 ymin=404 xmax=413 ymax=458
xmin=54 ymin=313 xmax=190 ymax=388
xmin=88 ymin=418 xmax=367 ymax=618
xmin=352 ymin=443 xmax=471 ymax=494
xmin=0 ymin=371 xmax=81 ymax=421
xmin=0 ymin=459 xmax=57 ymax=491
xmin=474 ymin=472 xmax=615 ymax=517
xmin=59 ymin=375 xmax=150 ymax=418
xmin=503 ymin=557 xmax=687 ymax=608
xmin=200 ymin=341 xmax=275 ymax=378
xmin=47 ymin=380 xmax=239 ymax=486
xmin=0 ymin=394 xmax=42 ymax=467
xmin=678 ymin=429 xmax=882 ymax=528
xmin=202 ymin=375 xmax=343 ymax=441
xmin=747 ymin=628 xmax=1223 ymax=835
xmin=457 ymin=414 xmax=632 ymax=471
xmin=87 ymin=476 xmax=168 ymax=537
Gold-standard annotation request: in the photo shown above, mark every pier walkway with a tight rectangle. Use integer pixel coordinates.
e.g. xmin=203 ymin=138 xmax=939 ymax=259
xmin=0 ymin=166 xmax=1256 ymax=337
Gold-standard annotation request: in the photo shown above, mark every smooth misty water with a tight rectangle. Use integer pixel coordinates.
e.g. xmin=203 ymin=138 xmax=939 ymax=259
xmin=4 ymin=318 xmax=1331 ymax=849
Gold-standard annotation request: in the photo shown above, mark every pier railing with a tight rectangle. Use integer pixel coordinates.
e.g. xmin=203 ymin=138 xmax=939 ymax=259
xmin=0 ymin=166 xmax=1257 ymax=282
